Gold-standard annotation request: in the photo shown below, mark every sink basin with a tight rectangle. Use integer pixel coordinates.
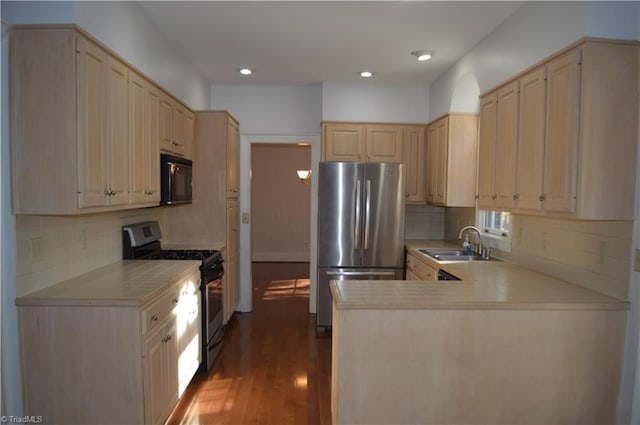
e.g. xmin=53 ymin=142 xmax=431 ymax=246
xmin=419 ymin=248 xmax=496 ymax=262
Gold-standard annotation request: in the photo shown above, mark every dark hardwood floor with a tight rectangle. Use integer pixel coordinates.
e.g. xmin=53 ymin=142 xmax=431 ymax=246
xmin=167 ymin=262 xmax=332 ymax=425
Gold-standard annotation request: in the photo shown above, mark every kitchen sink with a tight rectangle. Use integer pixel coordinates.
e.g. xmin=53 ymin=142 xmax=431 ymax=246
xmin=419 ymin=248 xmax=496 ymax=262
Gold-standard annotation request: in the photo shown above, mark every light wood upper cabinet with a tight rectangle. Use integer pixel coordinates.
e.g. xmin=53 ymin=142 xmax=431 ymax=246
xmin=365 ymin=125 xmax=404 ymax=162
xmin=494 ymin=81 xmax=519 ymax=210
xmin=515 ymin=66 xmax=546 ymax=212
xmin=426 ymin=114 xmax=478 ymax=207
xmin=403 ymin=126 xmax=427 ymax=203
xmin=10 ymin=25 xmax=194 ymax=215
xmin=322 ymin=123 xmax=365 ymax=161
xmin=227 ymin=118 xmax=240 ymax=198
xmin=75 ymin=35 xmax=130 ymax=209
xmin=478 ymin=81 xmax=519 ymax=211
xmin=128 ymin=72 xmax=160 ymax=205
xmin=480 ymin=39 xmax=638 ymax=219
xmin=159 ymin=96 xmax=194 ymax=159
xmin=322 ymin=122 xmax=403 ymax=163
xmin=543 ymin=49 xmax=580 ymax=214
xmin=477 ymin=93 xmax=498 ymax=208
xmin=76 ymin=35 xmax=109 ymax=208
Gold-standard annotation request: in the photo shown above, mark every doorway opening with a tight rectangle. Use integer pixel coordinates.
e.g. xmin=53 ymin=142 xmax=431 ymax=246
xmin=250 ymin=143 xmax=312 ymax=303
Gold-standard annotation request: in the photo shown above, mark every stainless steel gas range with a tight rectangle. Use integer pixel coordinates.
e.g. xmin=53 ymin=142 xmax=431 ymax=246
xmin=122 ymin=221 xmax=224 ymax=372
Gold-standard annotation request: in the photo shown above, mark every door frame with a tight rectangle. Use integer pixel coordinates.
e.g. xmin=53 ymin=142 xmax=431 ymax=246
xmin=238 ymin=134 xmax=321 ymax=314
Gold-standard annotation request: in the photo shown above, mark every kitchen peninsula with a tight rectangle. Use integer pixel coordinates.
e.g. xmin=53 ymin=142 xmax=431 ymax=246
xmin=330 ymin=242 xmax=628 ymax=424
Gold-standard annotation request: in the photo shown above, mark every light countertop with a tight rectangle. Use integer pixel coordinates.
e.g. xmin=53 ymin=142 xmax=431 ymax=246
xmin=16 ymin=260 xmax=201 ymax=307
xmin=331 ymin=239 xmax=628 ymax=311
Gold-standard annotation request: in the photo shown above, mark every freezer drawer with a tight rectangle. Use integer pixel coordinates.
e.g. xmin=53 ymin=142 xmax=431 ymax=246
xmin=316 ymin=267 xmax=403 ymax=327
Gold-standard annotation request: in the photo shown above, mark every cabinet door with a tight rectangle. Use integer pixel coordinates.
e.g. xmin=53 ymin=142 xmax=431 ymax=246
xmin=477 ymin=92 xmax=498 ymax=209
xmin=184 ymin=111 xmax=195 ymax=160
xmin=322 ymin=123 xmax=364 ymax=161
xmin=403 ymin=126 xmax=426 ymax=203
xmin=365 ymin=125 xmax=404 ymax=163
xmin=77 ymin=36 xmax=109 ymax=208
xmin=427 ymin=117 xmax=448 ymax=206
xmin=516 ymin=67 xmax=546 ymax=212
xmin=172 ymin=105 xmax=187 ymax=156
xmin=544 ymin=48 xmax=580 ymax=214
xmin=224 ymin=201 xmax=239 ymax=323
xmin=159 ymin=95 xmax=174 ymax=153
xmin=426 ymin=125 xmax=439 ymax=204
xmin=146 ymin=86 xmax=161 ymax=203
xmin=143 ymin=325 xmax=168 ymax=425
xmin=494 ymin=81 xmax=519 ymax=210
xmin=226 ymin=119 xmax=240 ymax=197
xmin=434 ymin=119 xmax=448 ymax=205
xmin=164 ymin=321 xmax=179 ymax=412
xmin=128 ymin=72 xmax=147 ymax=205
xmin=106 ymin=57 xmax=130 ymax=206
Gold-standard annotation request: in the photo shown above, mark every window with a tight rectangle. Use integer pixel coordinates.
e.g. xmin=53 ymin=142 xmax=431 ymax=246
xmin=480 ymin=210 xmax=511 ymax=237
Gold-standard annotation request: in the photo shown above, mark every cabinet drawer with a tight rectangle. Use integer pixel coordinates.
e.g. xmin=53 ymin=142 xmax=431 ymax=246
xmin=141 ymin=287 xmax=179 ymax=336
xmin=406 ymin=253 xmax=437 ymax=281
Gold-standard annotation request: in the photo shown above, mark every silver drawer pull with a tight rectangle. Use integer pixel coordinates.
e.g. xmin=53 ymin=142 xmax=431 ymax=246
xmin=151 ymin=315 xmax=158 ymax=322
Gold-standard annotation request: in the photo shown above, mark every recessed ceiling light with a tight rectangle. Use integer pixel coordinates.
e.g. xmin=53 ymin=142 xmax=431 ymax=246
xmin=411 ymin=50 xmax=434 ymax=61
xmin=359 ymin=71 xmax=374 ymax=78
xmin=239 ymin=68 xmax=253 ymax=75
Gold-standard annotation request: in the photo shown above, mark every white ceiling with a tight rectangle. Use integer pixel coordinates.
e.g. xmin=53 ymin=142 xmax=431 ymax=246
xmin=138 ymin=1 xmax=524 ymax=85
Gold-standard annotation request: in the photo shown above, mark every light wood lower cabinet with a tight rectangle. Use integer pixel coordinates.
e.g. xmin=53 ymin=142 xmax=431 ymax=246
xmin=332 ymin=306 xmax=626 ymax=424
xmin=18 ymin=269 xmax=201 ymax=425
xmin=405 ymin=252 xmax=438 ymax=281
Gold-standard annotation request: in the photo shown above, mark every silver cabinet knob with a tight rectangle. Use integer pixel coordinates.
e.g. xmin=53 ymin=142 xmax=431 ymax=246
xmin=151 ymin=314 xmax=158 ymax=322
xmin=513 ymin=193 xmax=519 ymax=200
xmin=539 ymin=195 xmax=546 ymax=202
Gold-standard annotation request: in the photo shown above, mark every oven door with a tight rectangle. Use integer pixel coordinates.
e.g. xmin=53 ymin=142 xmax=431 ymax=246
xmin=204 ymin=277 xmax=223 ymax=370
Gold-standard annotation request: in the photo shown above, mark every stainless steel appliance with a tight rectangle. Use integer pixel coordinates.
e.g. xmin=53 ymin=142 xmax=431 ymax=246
xmin=160 ymin=153 xmax=193 ymax=205
xmin=317 ymin=162 xmax=406 ymax=327
xmin=122 ymin=221 xmax=224 ymax=371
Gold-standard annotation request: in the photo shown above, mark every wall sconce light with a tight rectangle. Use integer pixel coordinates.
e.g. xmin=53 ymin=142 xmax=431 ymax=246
xmin=296 ymin=169 xmax=312 ymax=185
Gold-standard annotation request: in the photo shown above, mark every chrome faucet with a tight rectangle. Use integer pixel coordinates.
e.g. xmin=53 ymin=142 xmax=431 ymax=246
xmin=458 ymin=225 xmax=488 ymax=258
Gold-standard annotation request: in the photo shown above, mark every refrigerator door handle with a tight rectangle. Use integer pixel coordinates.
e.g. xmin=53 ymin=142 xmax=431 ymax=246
xmin=354 ymin=180 xmax=361 ymax=251
xmin=327 ymin=271 xmax=397 ymax=277
xmin=364 ymin=179 xmax=371 ymax=251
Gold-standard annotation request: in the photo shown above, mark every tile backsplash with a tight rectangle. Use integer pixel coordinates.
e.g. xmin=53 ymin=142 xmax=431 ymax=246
xmin=16 ymin=210 xmax=157 ymax=296
xmin=405 ymin=204 xmax=444 ymax=240
xmin=511 ymin=215 xmax=633 ymax=300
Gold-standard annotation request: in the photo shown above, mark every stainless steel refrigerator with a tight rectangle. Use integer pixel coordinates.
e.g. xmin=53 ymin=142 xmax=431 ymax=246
xmin=317 ymin=161 xmax=406 ymax=327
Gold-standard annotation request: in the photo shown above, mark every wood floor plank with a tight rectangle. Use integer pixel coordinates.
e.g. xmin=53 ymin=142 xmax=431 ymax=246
xmin=167 ymin=262 xmax=331 ymax=425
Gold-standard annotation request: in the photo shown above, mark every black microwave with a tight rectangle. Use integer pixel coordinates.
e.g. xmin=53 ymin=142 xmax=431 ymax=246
xmin=160 ymin=154 xmax=193 ymax=205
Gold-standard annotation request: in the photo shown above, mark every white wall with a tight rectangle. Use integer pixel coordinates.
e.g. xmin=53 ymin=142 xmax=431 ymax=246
xmin=211 ymin=84 xmax=323 ymax=135
xmin=322 ymin=81 xmax=429 ymax=123
xmin=429 ymin=2 xmax=640 ymax=423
